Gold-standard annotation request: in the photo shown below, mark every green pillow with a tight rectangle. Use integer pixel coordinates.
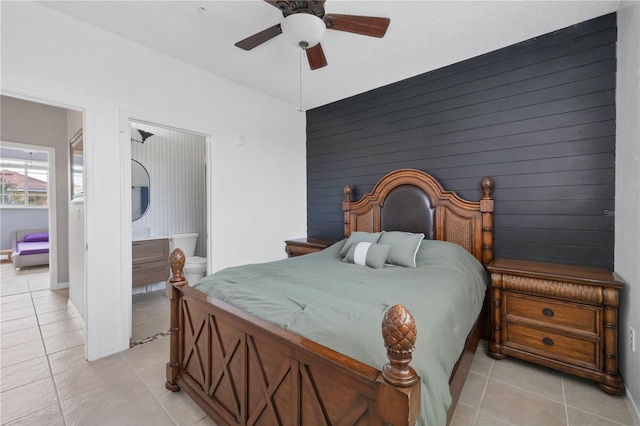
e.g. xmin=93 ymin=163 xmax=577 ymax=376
xmin=338 ymin=231 xmax=383 ymax=257
xmin=379 ymin=231 xmax=425 ymax=267
xmin=343 ymin=242 xmax=391 ymax=269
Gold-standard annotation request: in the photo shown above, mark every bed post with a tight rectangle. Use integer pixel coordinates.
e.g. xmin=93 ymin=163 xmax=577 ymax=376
xmin=165 ymin=248 xmax=186 ymax=392
xmin=376 ymin=304 xmax=421 ymax=425
xmin=480 ymin=177 xmax=495 ymax=266
xmin=343 ymin=185 xmax=353 ymax=237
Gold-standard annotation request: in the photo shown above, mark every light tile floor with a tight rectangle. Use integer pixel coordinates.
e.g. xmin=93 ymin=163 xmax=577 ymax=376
xmin=1 ymin=262 xmax=637 ymax=425
xmin=0 ymin=263 xmax=212 ymax=426
xmin=451 ymin=340 xmax=636 ymax=426
xmin=132 ymin=289 xmax=170 ymax=344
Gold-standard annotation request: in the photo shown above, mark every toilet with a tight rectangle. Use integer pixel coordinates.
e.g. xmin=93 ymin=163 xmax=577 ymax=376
xmin=169 ymin=233 xmax=207 ymax=284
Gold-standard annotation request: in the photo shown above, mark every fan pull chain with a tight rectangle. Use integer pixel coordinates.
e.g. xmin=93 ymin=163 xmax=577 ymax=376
xmin=299 ymin=46 xmax=304 ymax=112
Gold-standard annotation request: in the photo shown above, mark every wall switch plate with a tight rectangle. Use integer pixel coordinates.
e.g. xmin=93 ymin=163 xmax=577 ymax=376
xmin=630 ymin=327 xmax=637 ymax=352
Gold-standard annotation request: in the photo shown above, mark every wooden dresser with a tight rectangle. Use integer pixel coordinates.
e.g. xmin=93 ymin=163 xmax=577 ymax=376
xmin=285 ymin=238 xmax=336 ymax=257
xmin=487 ymin=258 xmax=624 ymax=394
xmin=132 ymin=238 xmax=169 ymax=287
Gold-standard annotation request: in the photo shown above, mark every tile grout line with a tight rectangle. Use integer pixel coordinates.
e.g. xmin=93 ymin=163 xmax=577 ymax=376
xmin=121 ymin=351 xmax=182 ymax=426
xmin=129 ymin=294 xmax=209 ymax=426
xmin=562 ymin=373 xmax=570 ymax=426
xmin=480 ymin=368 xmax=629 ymax=426
xmin=0 ymin=267 xmax=67 ymax=426
xmin=564 ymin=404 xmax=629 ymax=426
xmin=27 ymin=269 xmax=68 ymax=426
xmin=486 ymin=374 xmax=567 ymax=406
xmin=472 ymin=356 xmax=495 ymax=426
xmin=127 ymin=294 xmax=191 ymax=425
xmin=562 ymin=372 xmax=631 ymax=426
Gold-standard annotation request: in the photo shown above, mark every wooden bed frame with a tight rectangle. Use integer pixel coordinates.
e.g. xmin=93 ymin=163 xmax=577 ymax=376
xmin=166 ymin=169 xmax=494 ymax=425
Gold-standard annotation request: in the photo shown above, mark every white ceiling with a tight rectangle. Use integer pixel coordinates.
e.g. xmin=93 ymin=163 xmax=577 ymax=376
xmin=41 ymin=0 xmax=620 ymax=110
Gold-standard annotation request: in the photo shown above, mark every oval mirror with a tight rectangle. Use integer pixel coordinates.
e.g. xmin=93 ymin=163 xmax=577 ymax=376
xmin=132 ymin=159 xmax=150 ymax=221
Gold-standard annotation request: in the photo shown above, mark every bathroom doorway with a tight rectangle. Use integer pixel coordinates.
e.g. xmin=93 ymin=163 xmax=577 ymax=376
xmin=128 ymin=120 xmax=208 ymax=343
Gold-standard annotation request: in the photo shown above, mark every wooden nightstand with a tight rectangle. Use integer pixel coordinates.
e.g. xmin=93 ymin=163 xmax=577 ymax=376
xmin=285 ymin=238 xmax=336 ymax=257
xmin=487 ymin=258 xmax=624 ymax=394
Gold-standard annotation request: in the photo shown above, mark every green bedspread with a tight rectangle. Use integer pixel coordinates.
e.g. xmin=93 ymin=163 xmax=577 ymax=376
xmin=194 ymin=239 xmax=487 ymax=425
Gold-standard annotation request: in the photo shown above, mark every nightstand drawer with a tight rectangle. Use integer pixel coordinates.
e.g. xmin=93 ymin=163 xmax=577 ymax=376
xmin=505 ymin=322 xmax=599 ymax=370
xmin=505 ymin=293 xmax=599 ymax=334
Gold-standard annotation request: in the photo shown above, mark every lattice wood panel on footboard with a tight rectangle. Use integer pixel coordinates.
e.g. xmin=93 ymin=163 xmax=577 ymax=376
xmin=166 ymin=281 xmax=421 ymax=426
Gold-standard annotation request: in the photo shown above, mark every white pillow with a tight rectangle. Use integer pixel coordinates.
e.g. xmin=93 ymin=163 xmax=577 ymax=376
xmin=343 ymin=242 xmax=391 ymax=269
xmin=338 ymin=231 xmax=383 ymax=257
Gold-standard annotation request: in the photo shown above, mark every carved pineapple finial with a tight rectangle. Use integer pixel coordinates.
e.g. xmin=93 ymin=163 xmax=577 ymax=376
xmin=481 ymin=177 xmax=494 ymax=199
xmin=344 ymin=185 xmax=352 ymax=202
xmin=169 ymin=248 xmax=186 ymax=283
xmin=381 ymin=304 xmax=419 ymax=387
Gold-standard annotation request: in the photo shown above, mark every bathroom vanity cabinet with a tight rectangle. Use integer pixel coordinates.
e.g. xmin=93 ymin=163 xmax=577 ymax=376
xmin=132 ymin=238 xmax=169 ymax=287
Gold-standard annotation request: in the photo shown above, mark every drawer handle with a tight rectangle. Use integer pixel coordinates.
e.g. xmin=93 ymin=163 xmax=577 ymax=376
xmin=542 ymin=308 xmax=554 ymax=317
xmin=542 ymin=337 xmax=554 ymax=347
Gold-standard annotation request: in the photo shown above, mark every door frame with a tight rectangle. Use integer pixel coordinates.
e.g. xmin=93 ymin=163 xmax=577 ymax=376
xmin=119 ymin=110 xmax=216 ymax=339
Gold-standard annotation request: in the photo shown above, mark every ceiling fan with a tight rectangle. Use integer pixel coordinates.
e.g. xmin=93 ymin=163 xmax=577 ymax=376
xmin=234 ymin=0 xmax=390 ymax=70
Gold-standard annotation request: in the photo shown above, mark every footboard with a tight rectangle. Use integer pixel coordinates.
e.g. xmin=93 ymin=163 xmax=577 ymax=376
xmin=165 ymin=249 xmax=421 ymax=425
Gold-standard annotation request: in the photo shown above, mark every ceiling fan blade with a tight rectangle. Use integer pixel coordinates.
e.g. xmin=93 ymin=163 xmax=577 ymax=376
xmin=306 ymin=43 xmax=328 ymax=70
xmin=235 ymin=24 xmax=282 ymax=50
xmin=325 ymin=14 xmax=390 ymax=38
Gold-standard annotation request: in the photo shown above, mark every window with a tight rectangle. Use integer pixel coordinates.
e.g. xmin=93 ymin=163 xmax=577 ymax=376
xmin=0 ymin=155 xmax=49 ymax=207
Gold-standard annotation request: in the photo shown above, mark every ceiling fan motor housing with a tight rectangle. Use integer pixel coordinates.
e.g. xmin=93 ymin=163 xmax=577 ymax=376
xmin=275 ymin=1 xmax=326 ymax=18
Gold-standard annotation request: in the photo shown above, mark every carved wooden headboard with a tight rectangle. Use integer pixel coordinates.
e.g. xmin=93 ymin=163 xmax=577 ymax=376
xmin=342 ymin=169 xmax=495 ymax=266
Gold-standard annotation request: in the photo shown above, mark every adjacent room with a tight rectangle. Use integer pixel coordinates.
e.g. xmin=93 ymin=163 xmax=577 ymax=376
xmin=1 ymin=1 xmax=638 ymax=425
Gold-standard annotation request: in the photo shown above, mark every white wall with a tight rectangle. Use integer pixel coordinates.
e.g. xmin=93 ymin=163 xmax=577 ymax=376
xmin=615 ymin=1 xmax=640 ymax=422
xmin=0 ymin=209 xmax=48 ymax=249
xmin=1 ymin=1 xmax=306 ymax=360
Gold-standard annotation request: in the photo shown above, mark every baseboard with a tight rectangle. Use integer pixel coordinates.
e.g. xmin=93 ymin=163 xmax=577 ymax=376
xmin=626 ymin=386 xmax=640 ymax=426
xmin=132 ymin=281 xmax=166 ymax=295
xmin=67 ymin=298 xmax=86 ymax=329
xmin=53 ymin=280 xmax=69 ymax=290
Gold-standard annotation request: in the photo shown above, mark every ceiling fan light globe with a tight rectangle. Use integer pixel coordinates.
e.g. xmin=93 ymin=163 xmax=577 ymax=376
xmin=281 ymin=13 xmax=326 ymax=49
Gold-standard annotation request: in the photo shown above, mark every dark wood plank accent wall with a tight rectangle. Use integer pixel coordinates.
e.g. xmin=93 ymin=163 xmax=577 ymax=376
xmin=306 ymin=13 xmax=616 ymax=269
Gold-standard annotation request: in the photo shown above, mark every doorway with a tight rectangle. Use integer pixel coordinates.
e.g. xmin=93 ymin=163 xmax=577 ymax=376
xmin=0 ymin=142 xmax=57 ymax=289
xmin=127 ymin=120 xmax=208 ymax=343
xmin=0 ymin=95 xmax=85 ymax=301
